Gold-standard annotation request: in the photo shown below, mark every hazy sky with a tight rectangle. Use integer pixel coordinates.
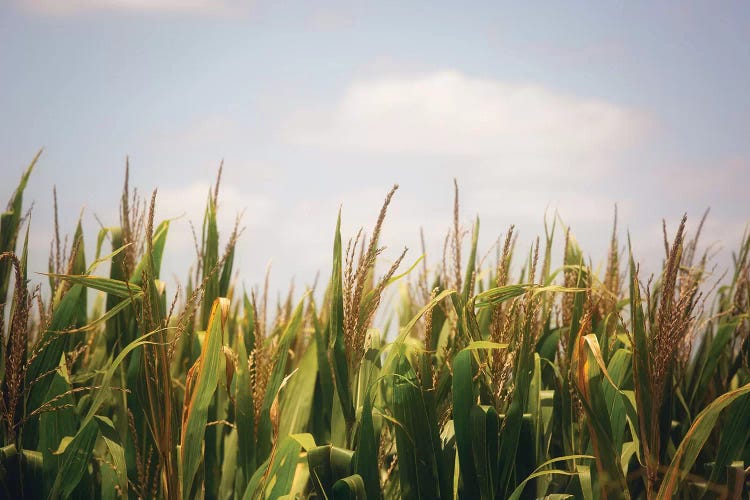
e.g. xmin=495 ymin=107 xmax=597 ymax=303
xmin=2 ymin=1 xmax=749 ymax=298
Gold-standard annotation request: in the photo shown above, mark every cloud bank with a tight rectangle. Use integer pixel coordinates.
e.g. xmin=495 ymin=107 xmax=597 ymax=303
xmin=17 ymin=0 xmax=244 ymax=15
xmin=285 ymin=71 xmax=650 ymax=175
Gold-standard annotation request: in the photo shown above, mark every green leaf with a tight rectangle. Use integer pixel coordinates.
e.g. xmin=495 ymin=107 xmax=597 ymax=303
xmin=308 ymin=445 xmax=335 ymax=496
xmin=382 ymin=289 xmax=456 ymax=376
xmin=332 ymin=474 xmax=367 ymax=499
xmin=219 ymin=238 xmax=235 ymax=297
xmin=38 ymin=367 xmax=77 ymax=496
xmin=130 ymin=220 xmax=170 ymax=284
xmin=200 ymin=194 xmax=220 ymax=330
xmin=392 ymin=356 xmax=442 ymax=500
xmin=45 ymin=274 xmax=144 ymax=299
xmin=470 ymin=405 xmax=500 ymax=499
xmin=690 ymin=317 xmax=742 ymax=407
xmin=461 ymin=217 xmax=480 ymax=303
xmin=180 ymin=298 xmax=230 ymax=498
xmin=219 ymin=429 xmax=239 ymax=500
xmin=242 ymin=434 xmax=312 ymax=499
xmin=497 ymin=302 xmax=536 ymax=496
xmin=706 ymin=392 xmax=750 ymax=488
xmin=602 ymin=349 xmax=631 ymax=455
xmin=0 ymin=150 xmax=39 ymax=314
xmin=48 ymin=419 xmax=98 ymax=498
xmin=573 ymin=335 xmax=630 ymax=498
xmin=308 ymin=444 xmax=355 ymax=497
xmin=257 ymin=293 xmax=308 ymax=462
xmin=311 ymin=300 xmax=334 ymax=441
xmin=354 ymin=383 xmax=380 ymax=499
xmin=452 ymin=349 xmax=478 ymax=498
xmin=507 ymin=455 xmax=595 ymax=500
xmin=329 ymin=211 xmax=356 ymax=433
xmin=24 ymin=284 xmax=85 ymax=446
xmin=628 ymin=241 xmax=652 ymax=464
xmin=657 ymin=382 xmax=750 ymax=499
xmin=234 ymin=308 xmax=256 ymax=492
xmin=279 ymin=341 xmax=318 ymax=437
xmin=95 ymin=415 xmax=128 ymax=499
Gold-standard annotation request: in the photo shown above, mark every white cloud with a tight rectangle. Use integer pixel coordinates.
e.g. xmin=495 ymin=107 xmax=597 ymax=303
xmin=284 ymin=71 xmax=650 ymax=174
xmin=18 ymin=0 xmax=245 ymax=15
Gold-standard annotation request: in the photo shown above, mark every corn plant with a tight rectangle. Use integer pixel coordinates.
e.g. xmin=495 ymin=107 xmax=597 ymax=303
xmin=1 ymin=153 xmax=749 ymax=499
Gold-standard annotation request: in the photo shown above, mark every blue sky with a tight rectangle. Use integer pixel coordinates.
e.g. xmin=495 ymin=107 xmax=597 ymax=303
xmin=1 ymin=1 xmax=749 ymax=296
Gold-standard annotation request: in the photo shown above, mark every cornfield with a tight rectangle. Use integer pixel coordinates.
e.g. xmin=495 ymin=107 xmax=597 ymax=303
xmin=1 ymin=153 xmax=749 ymax=499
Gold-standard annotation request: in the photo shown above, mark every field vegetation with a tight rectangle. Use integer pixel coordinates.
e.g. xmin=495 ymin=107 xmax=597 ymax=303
xmin=1 ymin=153 xmax=749 ymax=498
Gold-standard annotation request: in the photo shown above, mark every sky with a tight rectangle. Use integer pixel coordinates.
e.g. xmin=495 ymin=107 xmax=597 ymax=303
xmin=1 ymin=1 xmax=749 ymax=301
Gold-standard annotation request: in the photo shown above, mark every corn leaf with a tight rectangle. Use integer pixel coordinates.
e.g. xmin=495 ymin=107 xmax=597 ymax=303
xmin=332 ymin=474 xmax=367 ymax=499
xmin=354 ymin=382 xmax=380 ymax=499
xmin=257 ymin=293 xmax=307 ymax=462
xmin=94 ymin=415 xmax=128 ymax=499
xmin=657 ymin=382 xmax=750 ymax=499
xmin=452 ymin=349 xmax=478 ymax=498
xmin=180 ymin=297 xmax=230 ymax=498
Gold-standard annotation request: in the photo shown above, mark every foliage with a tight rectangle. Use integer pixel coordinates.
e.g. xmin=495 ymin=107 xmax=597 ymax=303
xmin=1 ymin=155 xmax=749 ymax=499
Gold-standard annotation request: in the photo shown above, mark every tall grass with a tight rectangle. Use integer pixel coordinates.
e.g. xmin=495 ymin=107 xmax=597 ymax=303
xmin=1 ymin=154 xmax=749 ymax=499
